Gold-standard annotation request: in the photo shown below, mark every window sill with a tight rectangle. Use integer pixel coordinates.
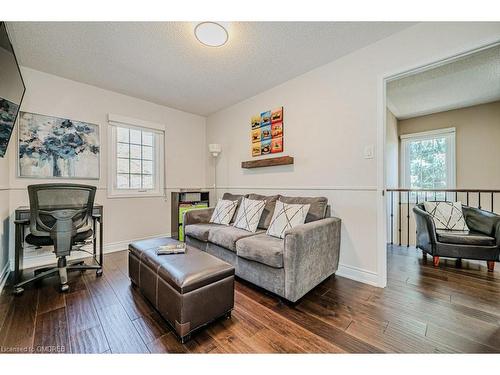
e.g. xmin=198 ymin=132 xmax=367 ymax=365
xmin=107 ymin=192 xmax=165 ymax=199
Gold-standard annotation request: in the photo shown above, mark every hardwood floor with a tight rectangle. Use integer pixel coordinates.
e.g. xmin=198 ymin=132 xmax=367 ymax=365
xmin=0 ymin=245 xmax=499 ymax=353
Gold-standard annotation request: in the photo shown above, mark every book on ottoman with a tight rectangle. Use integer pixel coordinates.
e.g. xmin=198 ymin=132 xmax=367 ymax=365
xmin=157 ymin=242 xmax=186 ymax=255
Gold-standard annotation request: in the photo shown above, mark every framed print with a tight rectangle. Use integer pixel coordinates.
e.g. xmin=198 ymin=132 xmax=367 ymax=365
xmin=260 ymin=124 xmax=271 ymax=141
xmin=261 ymin=139 xmax=271 ymax=155
xmin=18 ymin=111 xmax=100 ymax=179
xmin=252 ymin=127 xmax=261 ymax=143
xmin=252 ymin=142 xmax=261 ymax=157
xmin=271 ymin=137 xmax=283 ymax=153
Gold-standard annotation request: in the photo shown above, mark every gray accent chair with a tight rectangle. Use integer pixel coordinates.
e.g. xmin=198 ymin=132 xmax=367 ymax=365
xmin=413 ymin=203 xmax=500 ymax=271
xmin=183 ymin=193 xmax=341 ymax=303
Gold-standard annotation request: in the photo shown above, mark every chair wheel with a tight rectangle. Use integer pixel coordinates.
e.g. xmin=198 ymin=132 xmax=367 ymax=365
xmin=13 ymin=287 xmax=24 ymax=296
xmin=96 ymin=269 xmax=103 ymax=277
xmin=60 ymin=284 xmax=70 ymax=293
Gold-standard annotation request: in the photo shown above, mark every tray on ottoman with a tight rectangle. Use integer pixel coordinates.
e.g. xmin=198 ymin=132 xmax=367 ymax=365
xmin=128 ymin=237 xmax=234 ymax=343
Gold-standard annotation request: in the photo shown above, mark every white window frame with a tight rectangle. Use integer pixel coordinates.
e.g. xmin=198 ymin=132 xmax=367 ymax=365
xmin=400 ymin=127 xmax=456 ymax=193
xmin=107 ymin=114 xmax=165 ymax=198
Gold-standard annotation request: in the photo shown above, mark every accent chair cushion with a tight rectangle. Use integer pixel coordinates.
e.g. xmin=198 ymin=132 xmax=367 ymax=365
xmin=209 ymin=199 xmax=238 ymax=225
xmin=247 ymin=193 xmax=279 ymax=229
xmin=423 ymin=201 xmax=469 ymax=231
xmin=232 ymin=197 xmax=266 ymax=232
xmin=208 ymin=225 xmax=264 ymax=252
xmin=436 ymin=230 xmax=496 ymax=246
xmin=236 ymin=233 xmax=284 ymax=268
xmin=184 ymin=223 xmax=223 ymax=242
xmin=266 ymin=200 xmax=310 ymax=239
xmin=279 ymin=196 xmax=327 ymax=223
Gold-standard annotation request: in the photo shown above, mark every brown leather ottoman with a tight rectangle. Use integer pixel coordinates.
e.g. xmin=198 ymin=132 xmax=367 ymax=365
xmin=128 ymin=237 xmax=234 ymax=343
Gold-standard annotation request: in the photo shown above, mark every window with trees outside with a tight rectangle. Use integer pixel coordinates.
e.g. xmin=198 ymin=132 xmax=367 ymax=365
xmin=400 ymin=128 xmax=456 ymax=202
xmin=108 ymin=115 xmax=164 ymax=198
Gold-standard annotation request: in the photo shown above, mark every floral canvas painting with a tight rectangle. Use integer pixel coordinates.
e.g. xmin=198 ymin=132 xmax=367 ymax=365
xmin=0 ymin=98 xmax=20 ymax=158
xmin=18 ymin=112 xmax=100 ymax=179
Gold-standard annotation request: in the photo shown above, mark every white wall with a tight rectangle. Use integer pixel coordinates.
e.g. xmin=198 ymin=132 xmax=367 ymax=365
xmin=6 ymin=67 xmax=207 ymax=269
xmin=398 ymin=100 xmax=500 ymax=189
xmin=206 ymin=22 xmax=500 ymax=286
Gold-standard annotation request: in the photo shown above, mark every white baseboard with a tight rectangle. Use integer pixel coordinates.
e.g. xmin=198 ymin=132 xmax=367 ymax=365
xmin=17 ymin=233 xmax=171 ymax=271
xmin=336 ymin=263 xmax=383 ymax=287
xmin=0 ymin=261 xmax=10 ymax=295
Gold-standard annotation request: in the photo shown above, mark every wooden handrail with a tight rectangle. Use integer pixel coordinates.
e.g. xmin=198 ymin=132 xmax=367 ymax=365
xmin=386 ymin=188 xmax=500 ymax=193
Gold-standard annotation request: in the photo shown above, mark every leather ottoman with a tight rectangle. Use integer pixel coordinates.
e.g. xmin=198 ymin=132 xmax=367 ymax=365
xmin=128 ymin=237 xmax=234 ymax=343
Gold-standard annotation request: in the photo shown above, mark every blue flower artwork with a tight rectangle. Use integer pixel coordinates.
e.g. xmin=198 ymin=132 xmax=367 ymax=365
xmin=18 ymin=112 xmax=100 ymax=179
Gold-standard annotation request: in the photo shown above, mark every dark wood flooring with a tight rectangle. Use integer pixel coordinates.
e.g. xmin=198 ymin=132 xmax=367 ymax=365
xmin=1 ymin=245 xmax=499 ymax=353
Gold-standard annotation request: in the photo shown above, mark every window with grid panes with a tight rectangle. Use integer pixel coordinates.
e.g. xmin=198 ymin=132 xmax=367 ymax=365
xmin=108 ymin=117 xmax=164 ymax=198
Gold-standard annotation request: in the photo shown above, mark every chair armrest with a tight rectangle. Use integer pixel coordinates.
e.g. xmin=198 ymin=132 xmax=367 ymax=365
xmin=495 ymin=221 xmax=500 ymax=248
xmin=183 ymin=207 xmax=215 ymax=226
xmin=14 ymin=219 xmax=30 ymax=225
xmin=413 ymin=206 xmax=437 ymax=249
xmin=92 ymin=213 xmax=102 ymax=222
xmin=283 ymin=217 xmax=341 ymax=302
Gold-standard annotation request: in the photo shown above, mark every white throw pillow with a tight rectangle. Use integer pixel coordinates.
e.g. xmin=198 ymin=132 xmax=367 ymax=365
xmin=266 ymin=200 xmax=311 ymax=239
xmin=423 ymin=201 xmax=469 ymax=231
xmin=232 ymin=198 xmax=266 ymax=232
xmin=209 ymin=199 xmax=238 ymax=225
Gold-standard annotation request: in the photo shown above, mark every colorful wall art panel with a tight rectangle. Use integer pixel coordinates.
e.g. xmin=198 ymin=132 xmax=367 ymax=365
xmin=251 ymin=106 xmax=283 ymax=157
xmin=252 ymin=142 xmax=261 ymax=157
xmin=261 ymin=139 xmax=271 ymax=155
xmin=271 ymin=137 xmax=283 ymax=153
xmin=18 ymin=112 xmax=100 ymax=179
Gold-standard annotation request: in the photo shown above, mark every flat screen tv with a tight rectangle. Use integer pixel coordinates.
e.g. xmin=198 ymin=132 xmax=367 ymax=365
xmin=0 ymin=21 xmax=25 ymax=158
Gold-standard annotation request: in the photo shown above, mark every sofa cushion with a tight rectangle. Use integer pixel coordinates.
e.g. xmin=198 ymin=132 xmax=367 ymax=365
xmin=233 ymin=198 xmax=266 ymax=232
xmin=266 ymin=201 xmax=310 ymax=239
xmin=222 ymin=193 xmax=247 ymax=223
xmin=436 ymin=230 xmax=496 ymax=246
xmin=210 ymin=199 xmax=238 ymax=225
xmin=248 ymin=193 xmax=279 ymax=229
xmin=185 ymin=223 xmax=223 ymax=242
xmin=279 ymin=196 xmax=328 ymax=223
xmin=208 ymin=225 xmax=264 ymax=252
xmin=236 ymin=233 xmax=284 ymax=268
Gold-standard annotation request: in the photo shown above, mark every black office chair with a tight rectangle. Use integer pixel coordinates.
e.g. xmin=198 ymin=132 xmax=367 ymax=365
xmin=13 ymin=184 xmax=103 ymax=295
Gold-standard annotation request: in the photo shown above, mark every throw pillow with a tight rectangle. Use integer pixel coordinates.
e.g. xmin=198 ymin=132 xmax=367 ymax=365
xmin=232 ymin=198 xmax=266 ymax=232
xmin=266 ymin=200 xmax=311 ymax=239
xmin=209 ymin=199 xmax=238 ymax=225
xmin=423 ymin=201 xmax=469 ymax=231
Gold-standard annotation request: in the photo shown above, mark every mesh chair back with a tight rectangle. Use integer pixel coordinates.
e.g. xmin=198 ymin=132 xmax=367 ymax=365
xmin=28 ymin=184 xmax=97 ymax=237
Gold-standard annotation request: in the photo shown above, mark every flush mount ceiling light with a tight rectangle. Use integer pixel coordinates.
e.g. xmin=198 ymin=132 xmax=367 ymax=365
xmin=194 ymin=22 xmax=229 ymax=47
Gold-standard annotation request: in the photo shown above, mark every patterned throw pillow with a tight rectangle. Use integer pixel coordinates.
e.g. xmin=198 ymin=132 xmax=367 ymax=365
xmin=209 ymin=199 xmax=238 ymax=225
xmin=232 ymin=198 xmax=266 ymax=232
xmin=423 ymin=201 xmax=469 ymax=231
xmin=266 ymin=200 xmax=311 ymax=239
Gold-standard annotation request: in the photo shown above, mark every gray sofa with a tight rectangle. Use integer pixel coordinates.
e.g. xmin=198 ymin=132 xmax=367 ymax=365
xmin=183 ymin=193 xmax=341 ymax=302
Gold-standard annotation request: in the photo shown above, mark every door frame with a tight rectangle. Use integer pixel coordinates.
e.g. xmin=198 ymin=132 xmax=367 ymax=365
xmin=376 ymin=40 xmax=500 ymax=288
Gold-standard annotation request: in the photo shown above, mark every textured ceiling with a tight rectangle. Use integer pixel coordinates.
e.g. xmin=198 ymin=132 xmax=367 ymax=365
xmin=7 ymin=22 xmax=414 ymax=116
xmin=387 ymin=44 xmax=500 ymax=119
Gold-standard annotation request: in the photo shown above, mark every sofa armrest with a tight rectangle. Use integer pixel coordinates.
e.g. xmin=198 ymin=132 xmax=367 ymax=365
xmin=183 ymin=207 xmax=214 ymax=226
xmin=283 ymin=217 xmax=341 ymax=302
xmin=413 ymin=206 xmax=437 ymax=251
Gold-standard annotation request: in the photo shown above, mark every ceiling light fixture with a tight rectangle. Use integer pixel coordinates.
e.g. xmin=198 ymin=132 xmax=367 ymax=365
xmin=194 ymin=22 xmax=229 ymax=47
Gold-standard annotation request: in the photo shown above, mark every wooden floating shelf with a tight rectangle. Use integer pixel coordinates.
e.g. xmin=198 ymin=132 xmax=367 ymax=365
xmin=241 ymin=156 xmax=294 ymax=169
